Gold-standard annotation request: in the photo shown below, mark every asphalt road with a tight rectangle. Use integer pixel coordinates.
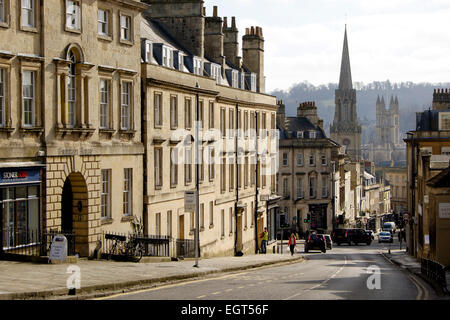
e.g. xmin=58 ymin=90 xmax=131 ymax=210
xmin=100 ymin=237 xmax=435 ymax=300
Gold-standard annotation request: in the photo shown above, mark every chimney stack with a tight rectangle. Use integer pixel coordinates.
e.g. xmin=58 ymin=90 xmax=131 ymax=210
xmin=243 ymin=25 xmax=265 ymax=93
xmin=204 ymin=6 xmax=225 ymax=74
xmin=223 ymin=16 xmax=240 ymax=68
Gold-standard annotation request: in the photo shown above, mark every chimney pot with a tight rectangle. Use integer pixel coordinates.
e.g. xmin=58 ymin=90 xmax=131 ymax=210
xmin=213 ymin=6 xmax=218 ymax=17
xmin=224 ymin=17 xmax=228 ymax=28
xmin=232 ymin=17 xmax=236 ymax=28
xmin=202 ymin=7 xmax=206 ymax=16
xmin=246 ymin=27 xmax=250 ymax=35
xmin=251 ymin=26 xmax=255 ymax=35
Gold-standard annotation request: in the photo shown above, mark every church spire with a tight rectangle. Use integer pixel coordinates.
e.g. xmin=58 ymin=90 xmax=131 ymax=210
xmin=338 ymin=25 xmax=353 ymax=90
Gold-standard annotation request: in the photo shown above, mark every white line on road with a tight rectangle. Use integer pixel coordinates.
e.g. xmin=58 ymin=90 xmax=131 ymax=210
xmin=283 ymin=256 xmax=348 ymax=300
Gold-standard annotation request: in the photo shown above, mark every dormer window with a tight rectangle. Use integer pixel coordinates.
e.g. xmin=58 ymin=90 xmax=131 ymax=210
xmin=211 ymin=64 xmax=221 ymax=84
xmin=240 ymin=72 xmax=245 ymax=90
xmin=162 ymin=46 xmax=173 ymax=68
xmin=193 ymin=58 xmax=202 ymax=75
xmin=309 ymin=130 xmax=317 ymax=139
xmin=250 ymin=73 xmax=257 ymax=92
xmin=297 ymin=131 xmax=303 ymax=138
xmin=178 ymin=53 xmax=184 ymax=71
xmin=144 ymin=40 xmax=153 ymax=63
xmin=232 ymin=70 xmax=239 ymax=88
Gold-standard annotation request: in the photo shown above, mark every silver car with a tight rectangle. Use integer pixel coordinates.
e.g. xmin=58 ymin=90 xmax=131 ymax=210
xmin=378 ymin=231 xmax=393 ymax=243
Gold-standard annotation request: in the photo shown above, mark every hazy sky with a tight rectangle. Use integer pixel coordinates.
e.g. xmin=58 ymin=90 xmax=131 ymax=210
xmin=205 ymin=0 xmax=450 ymax=93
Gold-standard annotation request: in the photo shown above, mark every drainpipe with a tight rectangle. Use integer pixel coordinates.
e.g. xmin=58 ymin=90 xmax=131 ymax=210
xmin=234 ymin=99 xmax=239 ymax=256
xmin=254 ymin=112 xmax=259 ymax=254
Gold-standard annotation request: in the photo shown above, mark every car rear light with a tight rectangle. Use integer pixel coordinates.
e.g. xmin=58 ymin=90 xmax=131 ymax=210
xmin=308 ymin=235 xmax=311 ymax=242
xmin=345 ymin=231 xmax=348 ymax=237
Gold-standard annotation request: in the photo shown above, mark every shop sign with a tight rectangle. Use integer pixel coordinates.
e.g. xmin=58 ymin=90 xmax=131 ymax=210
xmin=439 ymin=203 xmax=450 ymax=219
xmin=0 ymin=168 xmax=41 ymax=185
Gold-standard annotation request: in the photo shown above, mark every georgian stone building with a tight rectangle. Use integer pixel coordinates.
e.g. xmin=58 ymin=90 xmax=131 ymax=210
xmin=330 ymin=26 xmax=361 ymax=162
xmin=140 ymin=2 xmax=278 ymax=257
xmin=405 ymin=89 xmax=450 ymax=266
xmin=0 ymin=0 xmax=148 ymax=257
xmin=277 ymin=101 xmax=340 ymax=236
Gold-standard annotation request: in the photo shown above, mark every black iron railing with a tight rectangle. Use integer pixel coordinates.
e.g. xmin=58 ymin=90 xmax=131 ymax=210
xmin=102 ymin=231 xmax=171 ymax=258
xmin=1 ymin=227 xmax=75 ymax=257
xmin=175 ymin=239 xmax=196 ymax=258
xmin=421 ymin=258 xmax=448 ymax=293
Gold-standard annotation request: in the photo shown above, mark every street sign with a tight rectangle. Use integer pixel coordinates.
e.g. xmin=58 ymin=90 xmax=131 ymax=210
xmin=260 ymin=194 xmax=269 ymax=201
xmin=184 ymin=191 xmax=196 ymax=212
xmin=49 ymin=235 xmax=68 ymax=261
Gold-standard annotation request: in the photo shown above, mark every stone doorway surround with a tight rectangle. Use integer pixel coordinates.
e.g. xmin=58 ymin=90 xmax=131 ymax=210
xmin=45 ymin=155 xmax=101 ymax=257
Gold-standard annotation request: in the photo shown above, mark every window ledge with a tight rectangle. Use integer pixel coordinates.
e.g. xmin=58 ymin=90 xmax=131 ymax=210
xmin=119 ymin=39 xmax=134 ymax=46
xmin=20 ymin=26 xmax=38 ymax=33
xmin=220 ymin=236 xmax=225 ymax=240
xmin=119 ymin=129 xmax=136 ymax=138
xmin=0 ymin=126 xmax=15 ymax=134
xmin=20 ymin=126 xmax=43 ymax=136
xmin=99 ymin=128 xmax=116 ymax=138
xmin=56 ymin=126 xmax=95 ymax=138
xmin=101 ymin=218 xmax=114 ymax=225
xmin=209 ymin=224 xmax=214 ymax=229
xmin=65 ymin=27 xmax=81 ymax=34
xmin=121 ymin=215 xmax=134 ymax=222
xmin=200 ymin=227 xmax=205 ymax=232
xmin=189 ymin=230 xmax=194 ymax=236
xmin=98 ymin=34 xmax=113 ymax=42
xmin=0 ymin=21 xmax=10 ymax=29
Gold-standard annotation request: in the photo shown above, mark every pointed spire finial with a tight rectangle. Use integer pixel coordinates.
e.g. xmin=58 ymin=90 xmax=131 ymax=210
xmin=338 ymin=25 xmax=353 ymax=90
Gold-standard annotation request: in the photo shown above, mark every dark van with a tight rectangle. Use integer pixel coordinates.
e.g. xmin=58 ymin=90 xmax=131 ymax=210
xmin=332 ymin=228 xmax=372 ymax=246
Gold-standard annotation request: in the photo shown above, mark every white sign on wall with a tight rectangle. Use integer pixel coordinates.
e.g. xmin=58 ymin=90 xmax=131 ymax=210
xmin=439 ymin=203 xmax=450 ymax=219
xmin=184 ymin=191 xmax=196 ymax=213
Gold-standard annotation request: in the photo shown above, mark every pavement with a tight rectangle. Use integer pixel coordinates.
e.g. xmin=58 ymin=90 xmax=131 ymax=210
xmin=383 ymin=248 xmax=450 ymax=296
xmin=0 ymin=249 xmax=303 ymax=300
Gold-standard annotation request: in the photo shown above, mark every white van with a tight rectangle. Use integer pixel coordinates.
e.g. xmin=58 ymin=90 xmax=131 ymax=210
xmin=383 ymin=222 xmax=396 ymax=234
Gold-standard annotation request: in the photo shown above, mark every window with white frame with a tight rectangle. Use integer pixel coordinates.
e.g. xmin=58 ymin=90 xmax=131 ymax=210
xmin=120 ymin=14 xmax=131 ymax=41
xmin=240 ymin=72 xmax=245 ymax=90
xmin=232 ymin=70 xmax=239 ymax=88
xmin=208 ymin=146 xmax=215 ymax=181
xmin=209 ymin=101 xmax=214 ymax=129
xmin=185 ymin=147 xmax=192 ymax=184
xmin=167 ymin=210 xmax=172 ymax=237
xmin=297 ymin=152 xmax=303 ymax=166
xmin=220 ymin=108 xmax=225 ymax=137
xmin=185 ymin=98 xmax=192 ymax=129
xmin=120 ymin=81 xmax=131 ymax=130
xmin=67 ymin=51 xmax=76 ymax=127
xmin=193 ymin=58 xmax=202 ymax=75
xmin=155 ymin=213 xmax=161 ymax=236
xmin=101 ymin=169 xmax=111 ymax=219
xmin=145 ymin=40 xmax=153 ymax=63
xmin=221 ymin=209 xmax=225 ymax=237
xmin=170 ymin=147 xmax=178 ymax=186
xmin=65 ymin=0 xmax=81 ymax=31
xmin=229 ymin=207 xmax=233 ymax=235
xmin=170 ymin=95 xmax=177 ymax=129
xmin=123 ymin=168 xmax=132 ymax=216
xmin=209 ymin=201 xmax=214 ymax=226
xmin=178 ymin=53 xmax=184 ymax=71
xmin=282 ymin=153 xmax=288 ymax=166
xmin=297 ymin=131 xmax=303 ymax=138
xmin=211 ymin=64 xmax=221 ymax=83
xmin=321 ymin=155 xmax=327 ymax=166
xmin=22 ymin=0 xmax=35 ymax=28
xmin=322 ymin=176 xmax=327 ymax=197
xmin=310 ymin=130 xmax=317 ymax=139
xmin=22 ymin=70 xmax=35 ymax=127
xmin=154 ymin=147 xmax=162 ymax=188
xmin=229 ymin=109 xmax=234 ymax=138
xmin=154 ymin=92 xmax=162 ymax=127
xmin=99 ymin=79 xmax=110 ymax=129
xmin=250 ymin=73 xmax=257 ymax=92
xmin=0 ymin=68 xmax=4 ymax=127
xmin=283 ymin=178 xmax=288 ymax=197
xmin=162 ymin=46 xmax=173 ymax=68
xmin=98 ymin=9 xmax=109 ymax=36
xmin=200 ymin=203 xmax=204 ymax=229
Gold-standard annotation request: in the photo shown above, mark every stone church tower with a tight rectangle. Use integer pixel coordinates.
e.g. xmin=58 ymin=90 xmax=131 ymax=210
xmin=330 ymin=26 xmax=362 ymax=161
xmin=376 ymin=95 xmax=400 ymax=146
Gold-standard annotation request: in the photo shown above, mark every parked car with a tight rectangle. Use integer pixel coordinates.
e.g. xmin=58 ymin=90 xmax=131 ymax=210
xmin=332 ymin=228 xmax=372 ymax=246
xmin=379 ymin=231 xmax=394 ymax=243
xmin=305 ymin=234 xmax=327 ymax=253
xmin=383 ymin=222 xmax=396 ymax=234
xmin=365 ymin=230 xmax=375 ymax=240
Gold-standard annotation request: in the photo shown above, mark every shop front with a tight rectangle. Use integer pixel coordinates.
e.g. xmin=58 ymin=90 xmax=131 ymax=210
xmin=0 ymin=164 xmax=44 ymax=255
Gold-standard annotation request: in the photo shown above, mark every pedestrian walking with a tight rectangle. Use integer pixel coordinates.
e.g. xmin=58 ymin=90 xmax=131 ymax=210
xmin=260 ymin=227 xmax=268 ymax=254
xmin=288 ymin=233 xmax=297 ymax=256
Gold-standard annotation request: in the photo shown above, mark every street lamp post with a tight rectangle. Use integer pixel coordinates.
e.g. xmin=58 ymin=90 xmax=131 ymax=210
xmin=194 ymin=83 xmax=200 ymax=267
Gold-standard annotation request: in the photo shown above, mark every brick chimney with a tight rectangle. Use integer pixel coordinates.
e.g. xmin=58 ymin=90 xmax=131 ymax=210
xmin=242 ymin=26 xmax=265 ymax=93
xmin=276 ymin=100 xmax=286 ymax=130
xmin=223 ymin=16 xmax=241 ymax=68
xmin=204 ymin=6 xmax=225 ymax=74
xmin=142 ymin=0 xmax=205 ymax=58
xmin=297 ymin=101 xmax=320 ymax=127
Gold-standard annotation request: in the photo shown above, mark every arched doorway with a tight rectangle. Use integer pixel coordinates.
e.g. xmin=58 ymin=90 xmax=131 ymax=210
xmin=61 ymin=172 xmax=89 ymax=256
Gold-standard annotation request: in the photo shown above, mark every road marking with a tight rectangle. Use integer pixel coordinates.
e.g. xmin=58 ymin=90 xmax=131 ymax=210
xmin=408 ymin=275 xmax=423 ymax=300
xmin=237 ymin=286 xmax=245 ymax=289
xmin=225 ymin=288 xmax=233 ymax=292
xmin=93 ymin=271 xmax=249 ymax=300
xmin=283 ymin=256 xmax=347 ymax=300
xmin=211 ymin=291 xmax=221 ymax=295
xmin=196 ymin=295 xmax=206 ymax=299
